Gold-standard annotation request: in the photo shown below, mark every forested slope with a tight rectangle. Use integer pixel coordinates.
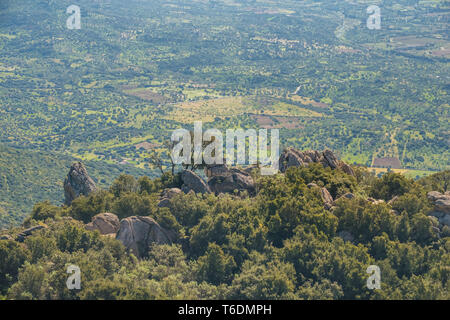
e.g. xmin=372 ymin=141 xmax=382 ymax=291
xmin=0 ymin=160 xmax=448 ymax=300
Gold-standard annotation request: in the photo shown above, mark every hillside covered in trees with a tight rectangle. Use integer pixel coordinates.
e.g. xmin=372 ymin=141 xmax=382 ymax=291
xmin=0 ymin=0 xmax=449 ymax=222
xmin=0 ymin=151 xmax=449 ymax=300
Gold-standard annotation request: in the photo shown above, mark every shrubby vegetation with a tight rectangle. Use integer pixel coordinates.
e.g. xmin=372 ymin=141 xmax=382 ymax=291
xmin=0 ymin=0 xmax=448 ymax=225
xmin=1 ymin=166 xmax=448 ymax=300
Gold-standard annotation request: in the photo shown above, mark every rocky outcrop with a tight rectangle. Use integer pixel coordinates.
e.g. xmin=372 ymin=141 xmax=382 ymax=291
xmin=322 ymin=149 xmax=340 ymax=169
xmin=427 ymin=191 xmax=450 ymax=227
xmin=181 ymin=170 xmax=211 ymax=194
xmin=158 ymin=188 xmax=183 ymax=208
xmin=307 ymin=183 xmax=333 ymax=210
xmin=320 ymin=188 xmax=334 ymax=210
xmin=64 ymin=162 xmax=97 ymax=205
xmin=279 ymin=148 xmax=355 ymax=176
xmin=207 ymin=164 xmax=256 ymax=196
xmin=85 ymin=213 xmax=120 ymax=235
xmin=16 ymin=225 xmax=47 ymax=242
xmin=116 ymin=216 xmax=177 ymax=258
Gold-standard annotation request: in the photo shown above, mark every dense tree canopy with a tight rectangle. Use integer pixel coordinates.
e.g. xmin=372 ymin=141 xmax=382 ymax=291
xmin=1 ymin=167 xmax=448 ymax=300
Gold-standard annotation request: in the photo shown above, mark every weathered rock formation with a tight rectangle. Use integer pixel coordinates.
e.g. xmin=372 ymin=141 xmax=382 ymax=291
xmin=64 ymin=162 xmax=97 ymax=205
xmin=206 ymin=164 xmax=256 ymax=196
xmin=181 ymin=170 xmax=211 ymax=194
xmin=116 ymin=216 xmax=177 ymax=258
xmin=279 ymin=148 xmax=355 ymax=176
xmin=427 ymin=191 xmax=450 ymax=227
xmin=85 ymin=213 xmax=120 ymax=235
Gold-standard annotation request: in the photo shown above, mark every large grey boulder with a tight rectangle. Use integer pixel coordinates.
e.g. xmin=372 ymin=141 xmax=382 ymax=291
xmin=85 ymin=213 xmax=120 ymax=235
xmin=116 ymin=216 xmax=176 ymax=258
xmin=322 ymin=149 xmax=340 ymax=169
xmin=181 ymin=170 xmax=211 ymax=194
xmin=208 ymin=168 xmax=255 ymax=196
xmin=64 ymin=162 xmax=97 ymax=205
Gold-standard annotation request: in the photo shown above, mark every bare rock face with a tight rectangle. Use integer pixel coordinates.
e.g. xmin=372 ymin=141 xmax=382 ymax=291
xmin=279 ymin=148 xmax=307 ymax=172
xmin=157 ymin=188 xmax=183 ymax=208
xmin=64 ymin=162 xmax=97 ymax=205
xmin=181 ymin=170 xmax=211 ymax=194
xmin=427 ymin=191 xmax=450 ymax=227
xmin=320 ymin=187 xmax=334 ymax=210
xmin=279 ymin=148 xmax=355 ymax=176
xmin=207 ymin=166 xmax=256 ymax=196
xmin=85 ymin=213 xmax=120 ymax=235
xmin=322 ymin=149 xmax=340 ymax=169
xmin=116 ymin=216 xmax=177 ymax=258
